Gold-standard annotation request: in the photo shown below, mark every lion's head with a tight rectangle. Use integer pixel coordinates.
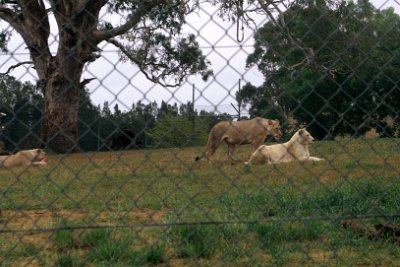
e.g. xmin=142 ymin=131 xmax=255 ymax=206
xmin=293 ymin=128 xmax=314 ymax=145
xmin=19 ymin=148 xmax=48 ymax=164
xmin=261 ymin=119 xmax=282 ymax=140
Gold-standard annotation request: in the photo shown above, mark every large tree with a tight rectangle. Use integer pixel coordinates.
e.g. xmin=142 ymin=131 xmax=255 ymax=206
xmin=0 ymin=0 xmax=300 ymax=152
xmin=241 ymin=0 xmax=400 ymax=138
xmin=0 ymin=1 xmax=211 ymax=152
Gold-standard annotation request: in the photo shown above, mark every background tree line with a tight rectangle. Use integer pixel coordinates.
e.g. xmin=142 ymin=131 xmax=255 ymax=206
xmin=239 ymin=0 xmax=400 ymax=139
xmin=0 ymin=74 xmax=232 ymax=152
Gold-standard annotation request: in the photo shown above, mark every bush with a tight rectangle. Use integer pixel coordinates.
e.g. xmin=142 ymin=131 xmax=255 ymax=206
xmin=147 ymin=115 xmax=208 ymax=148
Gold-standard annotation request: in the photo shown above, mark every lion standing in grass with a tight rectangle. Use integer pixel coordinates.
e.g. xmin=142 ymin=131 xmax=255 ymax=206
xmin=245 ymin=128 xmax=324 ymax=165
xmin=0 ymin=149 xmax=48 ymax=168
xmin=195 ymin=117 xmax=282 ymax=163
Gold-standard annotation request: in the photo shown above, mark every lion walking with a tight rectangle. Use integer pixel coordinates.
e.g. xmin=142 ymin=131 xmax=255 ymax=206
xmin=245 ymin=128 xmax=324 ymax=165
xmin=195 ymin=117 xmax=282 ymax=163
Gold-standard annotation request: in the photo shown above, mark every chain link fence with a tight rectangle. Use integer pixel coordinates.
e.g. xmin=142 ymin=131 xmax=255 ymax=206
xmin=1 ymin=0 xmax=400 ymax=266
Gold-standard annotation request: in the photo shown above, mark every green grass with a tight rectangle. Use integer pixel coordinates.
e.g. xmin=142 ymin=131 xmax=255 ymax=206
xmin=0 ymin=138 xmax=400 ymax=265
xmin=54 ymin=254 xmax=77 ymax=267
xmin=80 ymin=228 xmax=112 ymax=248
xmin=169 ymin=223 xmax=219 ymax=258
xmin=86 ymin=235 xmax=132 ymax=263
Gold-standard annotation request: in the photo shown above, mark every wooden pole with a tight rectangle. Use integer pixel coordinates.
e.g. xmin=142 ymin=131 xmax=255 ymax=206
xmin=192 ymin=84 xmax=196 ymax=145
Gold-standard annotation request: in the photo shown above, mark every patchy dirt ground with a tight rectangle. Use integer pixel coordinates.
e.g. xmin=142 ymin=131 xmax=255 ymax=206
xmin=1 ymin=208 xmax=165 ymax=243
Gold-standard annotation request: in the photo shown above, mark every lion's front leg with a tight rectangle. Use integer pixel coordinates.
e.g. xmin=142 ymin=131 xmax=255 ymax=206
xmin=308 ymin=156 xmax=325 ymax=161
xmin=33 ymin=161 xmax=48 ymax=165
xmin=300 ymin=156 xmax=325 ymax=162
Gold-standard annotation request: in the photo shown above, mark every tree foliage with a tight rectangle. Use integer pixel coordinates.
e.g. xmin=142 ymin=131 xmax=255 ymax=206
xmin=148 ymin=101 xmax=217 ymax=148
xmin=240 ymin=0 xmax=400 ymax=138
xmin=0 ymin=75 xmax=43 ymax=150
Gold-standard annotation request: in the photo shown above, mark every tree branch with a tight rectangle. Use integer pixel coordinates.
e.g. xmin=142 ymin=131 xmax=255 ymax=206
xmin=257 ymin=0 xmax=341 ymax=78
xmin=0 ymin=61 xmax=33 ymax=76
xmin=107 ymin=38 xmax=181 ymax=88
xmin=258 ymin=0 xmax=315 ymax=63
xmin=80 ymin=77 xmax=96 ymax=88
xmin=0 ymin=4 xmax=19 ymax=25
xmin=93 ymin=0 xmax=166 ymax=42
xmin=77 ymin=0 xmax=107 ymax=13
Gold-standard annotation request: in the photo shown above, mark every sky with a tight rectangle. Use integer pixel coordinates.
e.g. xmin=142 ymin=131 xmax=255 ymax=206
xmin=1 ymin=0 xmax=399 ymax=117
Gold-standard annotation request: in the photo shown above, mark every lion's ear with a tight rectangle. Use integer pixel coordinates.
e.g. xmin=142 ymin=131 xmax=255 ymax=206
xmin=299 ymin=129 xmax=304 ymax=136
xmin=268 ymin=119 xmax=273 ymax=125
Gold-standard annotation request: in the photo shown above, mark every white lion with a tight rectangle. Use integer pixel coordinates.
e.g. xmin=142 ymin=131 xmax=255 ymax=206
xmin=245 ymin=128 xmax=324 ymax=165
xmin=0 ymin=148 xmax=48 ymax=168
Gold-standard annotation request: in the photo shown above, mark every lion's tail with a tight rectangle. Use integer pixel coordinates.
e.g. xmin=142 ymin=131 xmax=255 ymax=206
xmin=195 ymin=146 xmax=208 ymax=162
xmin=195 ymin=131 xmax=219 ymax=162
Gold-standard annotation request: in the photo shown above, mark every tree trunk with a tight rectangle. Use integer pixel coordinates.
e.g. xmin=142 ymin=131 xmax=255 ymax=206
xmin=42 ymin=72 xmax=81 ymax=153
xmin=37 ymin=2 xmax=103 ymax=153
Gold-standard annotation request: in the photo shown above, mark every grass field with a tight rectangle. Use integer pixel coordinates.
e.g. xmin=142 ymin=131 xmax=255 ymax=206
xmin=1 ymin=137 xmax=400 ymax=266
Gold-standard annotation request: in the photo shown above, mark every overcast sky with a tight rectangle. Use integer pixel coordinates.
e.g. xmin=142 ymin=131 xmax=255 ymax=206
xmin=1 ymin=1 xmax=399 ymax=116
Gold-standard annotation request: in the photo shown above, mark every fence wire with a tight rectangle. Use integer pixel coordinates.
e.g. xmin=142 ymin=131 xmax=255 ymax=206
xmin=1 ymin=1 xmax=400 ymax=266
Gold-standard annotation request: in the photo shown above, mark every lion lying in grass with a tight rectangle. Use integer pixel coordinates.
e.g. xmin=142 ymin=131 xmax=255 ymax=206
xmin=195 ymin=117 xmax=282 ymax=163
xmin=0 ymin=149 xmax=48 ymax=168
xmin=245 ymin=128 xmax=324 ymax=165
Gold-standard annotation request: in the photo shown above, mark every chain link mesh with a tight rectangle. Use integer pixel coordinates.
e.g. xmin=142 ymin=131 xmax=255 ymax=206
xmin=1 ymin=1 xmax=400 ymax=266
